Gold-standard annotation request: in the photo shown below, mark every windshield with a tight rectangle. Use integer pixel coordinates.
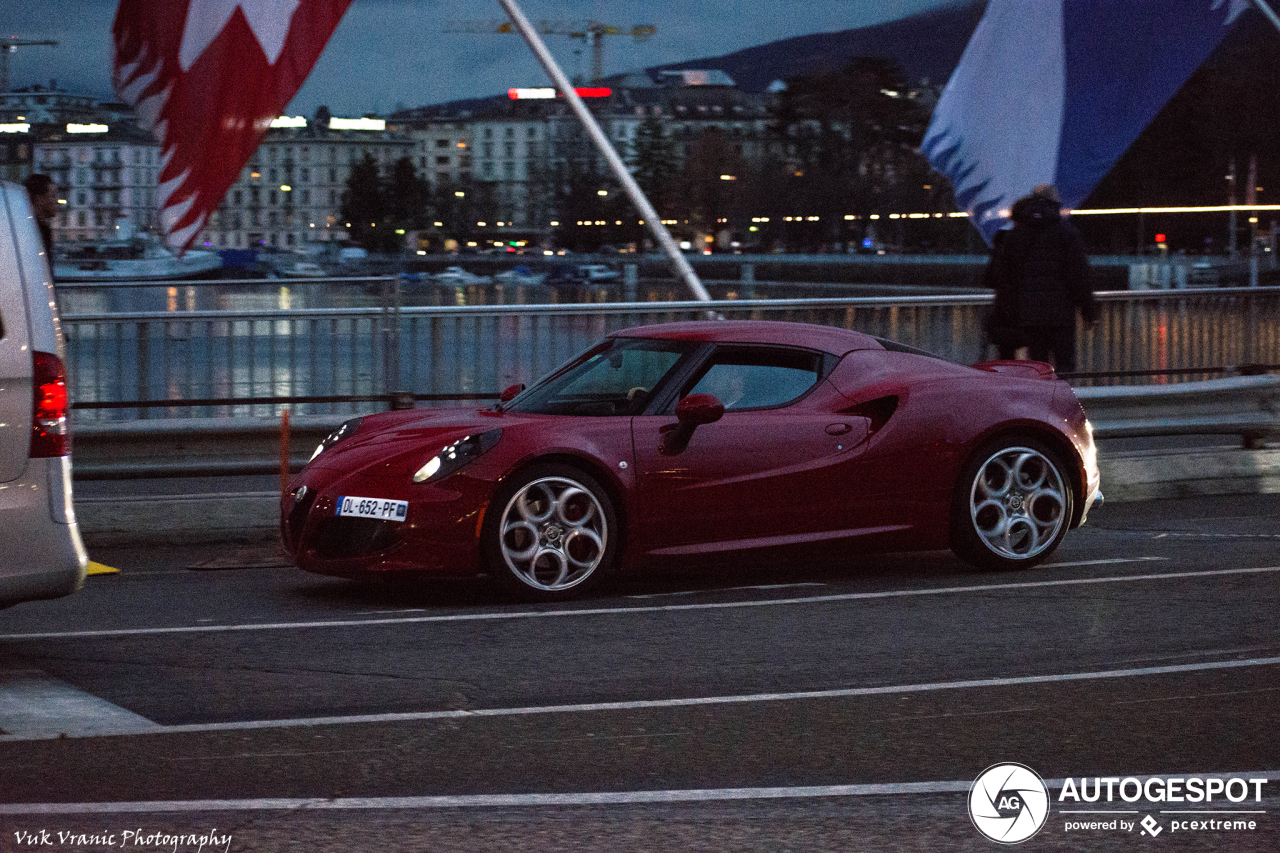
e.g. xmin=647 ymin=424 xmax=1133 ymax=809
xmin=505 ymin=337 xmax=693 ymax=416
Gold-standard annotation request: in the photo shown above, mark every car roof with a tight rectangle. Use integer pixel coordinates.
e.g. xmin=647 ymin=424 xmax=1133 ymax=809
xmin=612 ymin=320 xmax=885 ymax=356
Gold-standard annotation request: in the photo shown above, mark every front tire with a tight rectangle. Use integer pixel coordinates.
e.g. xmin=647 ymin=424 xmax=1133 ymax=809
xmin=484 ymin=464 xmax=618 ymax=600
xmin=950 ymin=437 xmax=1073 ymax=571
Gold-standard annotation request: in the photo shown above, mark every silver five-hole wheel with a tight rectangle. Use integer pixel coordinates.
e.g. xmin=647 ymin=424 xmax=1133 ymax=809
xmin=498 ymin=475 xmax=609 ymax=592
xmin=969 ymin=445 xmax=1068 ymax=560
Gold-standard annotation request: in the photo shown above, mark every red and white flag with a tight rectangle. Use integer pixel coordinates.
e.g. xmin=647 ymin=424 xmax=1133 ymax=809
xmin=112 ymin=0 xmax=353 ymax=251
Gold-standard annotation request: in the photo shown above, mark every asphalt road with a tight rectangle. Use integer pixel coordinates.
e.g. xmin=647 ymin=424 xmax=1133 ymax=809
xmin=1 ymin=494 xmax=1278 ymax=852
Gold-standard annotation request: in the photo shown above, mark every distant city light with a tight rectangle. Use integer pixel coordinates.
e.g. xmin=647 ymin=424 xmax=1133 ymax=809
xmin=67 ymin=123 xmax=108 ymax=134
xmin=720 ymin=174 xmax=737 ymax=181
xmin=280 ymin=185 xmax=291 ymax=192
xmin=329 ymin=117 xmax=386 ymax=131
xmin=508 ymin=87 xmax=612 ymax=99
xmin=271 ymin=116 xmax=307 ymax=128
xmin=0 ymin=123 xmax=29 ymax=133
xmin=1071 ymin=204 xmax=1280 ymax=215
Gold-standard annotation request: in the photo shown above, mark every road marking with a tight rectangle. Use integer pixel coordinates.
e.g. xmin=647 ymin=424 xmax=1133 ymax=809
xmin=1043 ymin=557 xmax=1166 ymax=568
xmin=3 ymin=771 xmax=1278 ymax=814
xmin=86 ymin=562 xmax=119 ymax=576
xmin=627 ymin=582 xmax=826 ymax=599
xmin=5 ymin=654 xmax=1280 ymax=743
xmin=147 ymin=654 xmax=1280 ymax=735
xmin=0 ymin=670 xmax=161 ymax=739
xmin=1 ymin=564 xmax=1275 ymax=641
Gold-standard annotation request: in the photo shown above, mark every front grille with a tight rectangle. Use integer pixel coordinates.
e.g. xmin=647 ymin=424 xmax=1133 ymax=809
xmin=311 ymin=516 xmax=403 ymax=560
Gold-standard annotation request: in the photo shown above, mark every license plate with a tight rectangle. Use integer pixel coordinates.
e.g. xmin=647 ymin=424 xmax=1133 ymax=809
xmin=336 ymin=496 xmax=408 ymax=522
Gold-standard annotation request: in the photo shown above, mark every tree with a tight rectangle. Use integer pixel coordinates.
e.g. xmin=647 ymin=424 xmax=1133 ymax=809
xmin=671 ymin=127 xmax=748 ymax=247
xmin=339 ymin=153 xmax=383 ymax=250
xmin=385 ymin=156 xmax=429 ymax=228
xmin=768 ymin=57 xmax=936 ymax=249
xmin=341 ymin=154 xmax=432 ymax=252
xmin=628 ymin=115 xmax=679 ymax=217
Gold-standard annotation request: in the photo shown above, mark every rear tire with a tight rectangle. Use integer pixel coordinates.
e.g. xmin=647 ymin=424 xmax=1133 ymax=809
xmin=483 ymin=463 xmax=618 ymax=601
xmin=950 ymin=436 xmax=1073 ymax=571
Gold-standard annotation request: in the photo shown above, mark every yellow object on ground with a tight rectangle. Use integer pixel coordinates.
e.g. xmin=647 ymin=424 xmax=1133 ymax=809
xmin=86 ymin=562 xmax=120 ymax=576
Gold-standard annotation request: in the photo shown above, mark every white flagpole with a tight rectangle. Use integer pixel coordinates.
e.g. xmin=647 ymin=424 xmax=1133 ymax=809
xmin=1253 ymin=0 xmax=1280 ymax=32
xmin=492 ymin=0 xmax=714 ymax=304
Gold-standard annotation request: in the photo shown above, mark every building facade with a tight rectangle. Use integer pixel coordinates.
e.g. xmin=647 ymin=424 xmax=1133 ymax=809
xmin=31 ymin=123 xmax=161 ymax=243
xmin=11 ymin=70 xmax=930 ymax=252
xmin=201 ymin=120 xmax=414 ymax=250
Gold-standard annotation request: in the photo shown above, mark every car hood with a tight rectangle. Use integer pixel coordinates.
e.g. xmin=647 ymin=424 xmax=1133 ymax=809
xmin=302 ymin=406 xmax=523 ymax=486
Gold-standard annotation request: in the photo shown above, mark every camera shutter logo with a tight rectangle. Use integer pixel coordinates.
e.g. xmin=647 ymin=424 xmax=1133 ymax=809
xmin=969 ymin=763 xmax=1050 ymax=843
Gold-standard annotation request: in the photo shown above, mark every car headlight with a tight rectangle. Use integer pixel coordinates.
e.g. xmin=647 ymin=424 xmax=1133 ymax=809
xmin=413 ymin=429 xmax=502 ymax=483
xmin=309 ymin=417 xmax=364 ymax=462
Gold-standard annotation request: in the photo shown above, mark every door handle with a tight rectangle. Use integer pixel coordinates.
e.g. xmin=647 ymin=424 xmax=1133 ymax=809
xmin=825 ymin=423 xmax=853 ymax=436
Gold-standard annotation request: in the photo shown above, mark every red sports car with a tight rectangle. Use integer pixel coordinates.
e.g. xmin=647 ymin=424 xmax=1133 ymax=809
xmin=281 ymin=320 xmax=1102 ymax=600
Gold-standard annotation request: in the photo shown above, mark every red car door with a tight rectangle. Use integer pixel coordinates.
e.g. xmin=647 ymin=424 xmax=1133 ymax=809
xmin=630 ymin=346 xmax=870 ymax=558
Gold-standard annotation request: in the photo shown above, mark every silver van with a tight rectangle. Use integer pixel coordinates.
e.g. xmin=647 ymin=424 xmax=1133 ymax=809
xmin=0 ymin=180 xmax=87 ymax=608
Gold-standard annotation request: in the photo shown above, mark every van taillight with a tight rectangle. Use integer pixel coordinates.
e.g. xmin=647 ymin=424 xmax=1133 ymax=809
xmin=31 ymin=351 xmax=69 ymax=458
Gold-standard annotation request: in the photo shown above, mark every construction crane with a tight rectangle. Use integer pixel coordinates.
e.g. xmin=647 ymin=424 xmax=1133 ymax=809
xmin=445 ymin=20 xmax=655 ymax=83
xmin=1 ymin=38 xmax=58 ymax=96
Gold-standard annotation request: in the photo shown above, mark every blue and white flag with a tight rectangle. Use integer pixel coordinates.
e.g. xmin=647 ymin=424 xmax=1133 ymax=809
xmin=921 ymin=0 xmax=1250 ymax=243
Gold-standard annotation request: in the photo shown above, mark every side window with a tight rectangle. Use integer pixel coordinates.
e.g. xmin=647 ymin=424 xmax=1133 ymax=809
xmin=685 ymin=347 xmax=825 ymax=410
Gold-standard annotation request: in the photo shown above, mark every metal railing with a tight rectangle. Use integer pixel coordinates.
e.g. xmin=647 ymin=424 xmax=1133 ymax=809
xmin=68 ymin=374 xmax=1280 ymax=479
xmin=60 ymin=279 xmax=1280 ymax=422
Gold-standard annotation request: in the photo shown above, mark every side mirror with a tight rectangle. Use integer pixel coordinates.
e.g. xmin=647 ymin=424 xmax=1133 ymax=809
xmin=663 ymin=394 xmax=724 ymax=454
xmin=500 ymin=383 xmax=525 ymax=403
xmin=675 ymin=393 xmax=724 ymax=426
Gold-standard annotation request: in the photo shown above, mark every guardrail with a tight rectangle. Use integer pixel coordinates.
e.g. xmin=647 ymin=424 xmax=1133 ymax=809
xmin=60 ymin=283 xmax=1280 ymax=422
xmin=1076 ymin=374 xmax=1280 ymax=448
xmin=69 ymin=374 xmax=1280 ymax=480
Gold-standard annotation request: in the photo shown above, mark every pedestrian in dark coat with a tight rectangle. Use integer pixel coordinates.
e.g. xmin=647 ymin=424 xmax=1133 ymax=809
xmin=984 ymin=184 xmax=1095 ymax=373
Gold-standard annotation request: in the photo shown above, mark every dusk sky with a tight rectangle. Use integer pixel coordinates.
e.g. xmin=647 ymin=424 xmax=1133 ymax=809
xmin=5 ymin=0 xmax=967 ymax=117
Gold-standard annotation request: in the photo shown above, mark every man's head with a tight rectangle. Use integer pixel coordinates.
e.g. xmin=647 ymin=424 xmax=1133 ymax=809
xmin=1030 ymin=184 xmax=1060 ymax=203
xmin=23 ymin=173 xmax=59 ymax=224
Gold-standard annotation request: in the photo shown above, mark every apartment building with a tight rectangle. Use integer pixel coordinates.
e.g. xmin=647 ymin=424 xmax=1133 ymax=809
xmin=203 ymin=118 xmax=414 ymax=250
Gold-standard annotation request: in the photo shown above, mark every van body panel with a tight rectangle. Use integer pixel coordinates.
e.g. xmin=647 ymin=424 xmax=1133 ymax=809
xmin=0 ymin=181 xmax=87 ymax=608
xmin=0 ymin=187 xmax=34 ymax=484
